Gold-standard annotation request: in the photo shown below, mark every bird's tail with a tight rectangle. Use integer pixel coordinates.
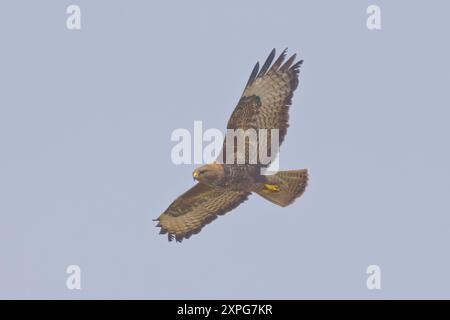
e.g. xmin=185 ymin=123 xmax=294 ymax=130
xmin=256 ymin=169 xmax=308 ymax=207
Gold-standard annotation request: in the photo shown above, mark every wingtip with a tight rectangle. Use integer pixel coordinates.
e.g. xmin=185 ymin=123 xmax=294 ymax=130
xmin=280 ymin=53 xmax=297 ymax=71
xmin=290 ymin=59 xmax=304 ymax=73
xmin=245 ymin=61 xmax=260 ymax=88
xmin=257 ymin=49 xmax=276 ymax=78
xmin=271 ymin=48 xmax=288 ymax=71
xmin=269 ymin=48 xmax=276 ymax=59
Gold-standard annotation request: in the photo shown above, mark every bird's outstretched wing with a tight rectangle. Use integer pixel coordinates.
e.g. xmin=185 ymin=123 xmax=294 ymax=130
xmin=155 ymin=183 xmax=250 ymax=242
xmin=220 ymin=49 xmax=303 ymax=165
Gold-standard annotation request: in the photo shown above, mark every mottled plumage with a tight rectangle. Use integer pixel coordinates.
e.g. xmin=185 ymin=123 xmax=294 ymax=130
xmin=155 ymin=49 xmax=308 ymax=242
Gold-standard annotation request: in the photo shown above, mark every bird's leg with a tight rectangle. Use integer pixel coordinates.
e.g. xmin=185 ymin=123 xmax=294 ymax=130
xmin=264 ymin=184 xmax=280 ymax=192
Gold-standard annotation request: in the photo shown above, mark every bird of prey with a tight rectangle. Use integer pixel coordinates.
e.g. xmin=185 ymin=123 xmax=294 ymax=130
xmin=155 ymin=49 xmax=308 ymax=242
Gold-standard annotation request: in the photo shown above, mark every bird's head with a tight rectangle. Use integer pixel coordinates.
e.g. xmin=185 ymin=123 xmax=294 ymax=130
xmin=192 ymin=162 xmax=224 ymax=186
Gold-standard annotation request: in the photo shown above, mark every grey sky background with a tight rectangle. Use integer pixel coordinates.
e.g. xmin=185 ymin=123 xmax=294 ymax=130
xmin=0 ymin=0 xmax=449 ymax=299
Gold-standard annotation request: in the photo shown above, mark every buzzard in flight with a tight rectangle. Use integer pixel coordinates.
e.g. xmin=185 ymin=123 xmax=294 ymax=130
xmin=155 ymin=49 xmax=308 ymax=242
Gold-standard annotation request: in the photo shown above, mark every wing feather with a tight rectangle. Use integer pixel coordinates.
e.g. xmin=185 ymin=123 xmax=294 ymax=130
xmin=245 ymin=62 xmax=259 ymax=89
xmin=257 ymin=48 xmax=276 ymax=78
xmin=156 ymin=183 xmax=250 ymax=242
xmin=220 ymin=49 xmax=303 ymax=165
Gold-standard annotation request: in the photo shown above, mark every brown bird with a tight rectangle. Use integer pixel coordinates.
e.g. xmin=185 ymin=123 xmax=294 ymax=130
xmin=155 ymin=49 xmax=308 ymax=242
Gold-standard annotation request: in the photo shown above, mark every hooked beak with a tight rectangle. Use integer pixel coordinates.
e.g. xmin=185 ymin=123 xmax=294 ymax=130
xmin=193 ymin=171 xmax=199 ymax=179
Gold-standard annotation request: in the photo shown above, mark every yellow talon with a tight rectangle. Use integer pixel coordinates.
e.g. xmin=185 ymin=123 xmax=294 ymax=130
xmin=264 ymin=184 xmax=280 ymax=192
